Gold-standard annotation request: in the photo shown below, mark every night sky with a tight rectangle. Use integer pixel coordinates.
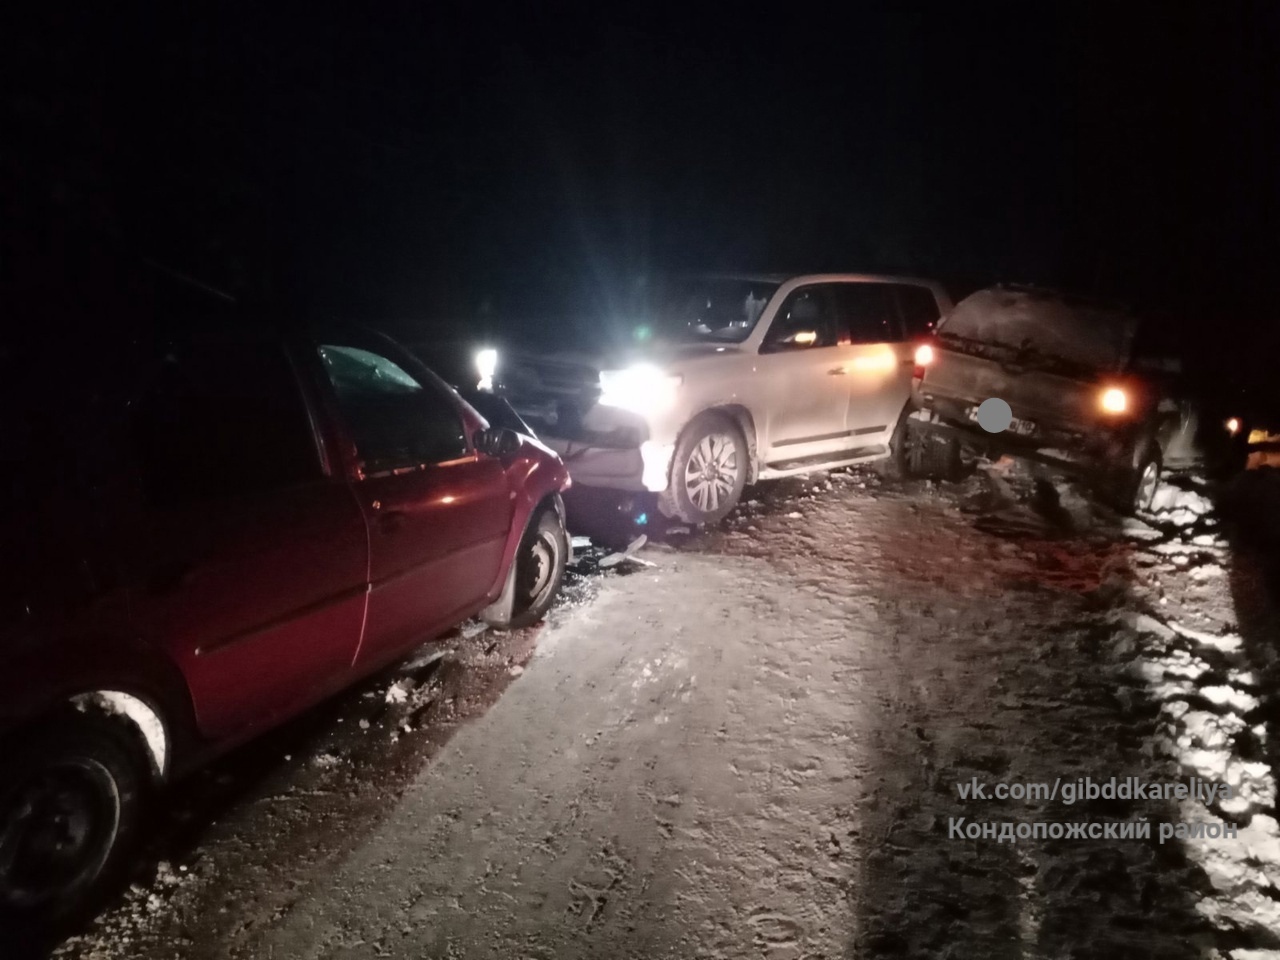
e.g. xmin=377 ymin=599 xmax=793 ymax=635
xmin=4 ymin=3 xmax=1277 ymax=343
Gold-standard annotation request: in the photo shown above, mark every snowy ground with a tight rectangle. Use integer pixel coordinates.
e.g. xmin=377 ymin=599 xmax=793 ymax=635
xmin=39 ymin=462 xmax=1280 ymax=960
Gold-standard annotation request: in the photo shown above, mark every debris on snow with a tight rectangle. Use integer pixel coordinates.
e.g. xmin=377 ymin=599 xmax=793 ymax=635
xmin=385 ymin=679 xmax=415 ymax=704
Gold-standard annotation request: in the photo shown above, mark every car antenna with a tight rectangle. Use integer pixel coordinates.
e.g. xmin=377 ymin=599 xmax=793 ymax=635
xmin=139 ymin=255 xmax=237 ymax=303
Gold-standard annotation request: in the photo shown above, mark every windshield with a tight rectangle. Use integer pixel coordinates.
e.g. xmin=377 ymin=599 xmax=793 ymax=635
xmin=939 ymin=287 xmax=1138 ymax=374
xmin=640 ymin=277 xmax=782 ymax=344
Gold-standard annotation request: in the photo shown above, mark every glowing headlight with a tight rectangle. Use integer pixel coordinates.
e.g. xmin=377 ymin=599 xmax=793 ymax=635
xmin=474 ymin=348 xmax=498 ymax=391
xmin=1099 ymin=386 xmax=1128 ymax=414
xmin=1225 ymin=417 xmax=1241 ymax=436
xmin=598 ymin=364 xmax=682 ymax=414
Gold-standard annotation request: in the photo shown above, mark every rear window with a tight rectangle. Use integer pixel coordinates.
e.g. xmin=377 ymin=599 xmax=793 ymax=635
xmin=938 ymin=288 xmax=1137 ymax=373
xmin=895 ymin=285 xmax=942 ymax=338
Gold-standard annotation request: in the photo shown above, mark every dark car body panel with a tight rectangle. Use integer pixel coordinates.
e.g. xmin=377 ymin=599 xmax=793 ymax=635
xmin=912 ymin=286 xmax=1242 ymax=477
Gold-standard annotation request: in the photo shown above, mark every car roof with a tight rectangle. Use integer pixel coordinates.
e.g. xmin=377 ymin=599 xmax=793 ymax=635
xmin=696 ymin=271 xmax=945 ymax=289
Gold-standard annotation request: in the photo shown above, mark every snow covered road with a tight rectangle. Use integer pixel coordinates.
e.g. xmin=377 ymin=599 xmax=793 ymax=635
xmin=49 ymin=465 xmax=1280 ymax=960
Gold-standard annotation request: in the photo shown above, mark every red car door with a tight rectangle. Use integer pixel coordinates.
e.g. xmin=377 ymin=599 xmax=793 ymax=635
xmin=124 ymin=333 xmax=369 ymax=743
xmin=310 ymin=333 xmax=512 ymax=669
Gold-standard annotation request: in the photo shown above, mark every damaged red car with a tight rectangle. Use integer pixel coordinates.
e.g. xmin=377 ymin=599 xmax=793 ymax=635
xmin=0 ymin=280 xmax=570 ymax=928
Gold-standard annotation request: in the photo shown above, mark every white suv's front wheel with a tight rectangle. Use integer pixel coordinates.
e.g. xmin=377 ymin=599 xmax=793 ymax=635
xmin=659 ymin=413 xmax=748 ymax=525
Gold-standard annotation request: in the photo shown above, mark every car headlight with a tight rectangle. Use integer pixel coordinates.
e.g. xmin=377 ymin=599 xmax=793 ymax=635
xmin=474 ymin=348 xmax=498 ymax=391
xmin=598 ymin=364 xmax=682 ymax=415
xmin=1225 ymin=417 xmax=1241 ymax=436
xmin=1099 ymin=386 xmax=1128 ymax=414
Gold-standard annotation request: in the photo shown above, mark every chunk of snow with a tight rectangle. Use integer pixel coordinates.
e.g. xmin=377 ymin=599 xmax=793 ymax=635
xmin=385 ymin=679 xmax=414 ymax=704
xmin=1200 ymin=685 xmax=1259 ymax=713
xmin=1170 ymin=622 xmax=1243 ymax=652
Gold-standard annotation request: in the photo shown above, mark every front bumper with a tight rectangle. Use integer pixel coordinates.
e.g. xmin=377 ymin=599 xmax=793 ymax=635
xmin=540 ymin=437 xmax=676 ymax=493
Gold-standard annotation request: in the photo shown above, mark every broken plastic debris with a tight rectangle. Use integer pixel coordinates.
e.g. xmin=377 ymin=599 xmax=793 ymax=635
xmin=599 ymin=534 xmax=648 ymax=569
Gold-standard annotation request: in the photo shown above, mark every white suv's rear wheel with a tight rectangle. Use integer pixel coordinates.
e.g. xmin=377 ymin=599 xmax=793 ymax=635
xmin=659 ymin=413 xmax=748 ymax=525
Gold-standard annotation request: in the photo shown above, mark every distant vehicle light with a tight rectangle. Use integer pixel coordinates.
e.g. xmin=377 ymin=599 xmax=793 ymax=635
xmin=475 ymin=347 xmax=498 ymax=392
xmin=1100 ymin=387 xmax=1128 ymax=414
xmin=1248 ymin=428 xmax=1275 ymax=445
xmin=598 ymin=364 xmax=682 ymax=414
xmin=1225 ymin=417 xmax=1242 ymax=436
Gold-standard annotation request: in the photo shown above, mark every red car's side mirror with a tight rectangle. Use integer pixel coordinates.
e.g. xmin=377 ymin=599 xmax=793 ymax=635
xmin=474 ymin=427 xmax=521 ymax=457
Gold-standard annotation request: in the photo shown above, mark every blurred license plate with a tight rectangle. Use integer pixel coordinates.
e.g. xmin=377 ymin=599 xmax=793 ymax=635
xmin=966 ymin=405 xmax=1036 ymax=436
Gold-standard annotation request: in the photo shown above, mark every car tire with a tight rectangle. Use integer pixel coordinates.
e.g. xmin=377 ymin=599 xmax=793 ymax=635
xmin=0 ymin=713 xmax=150 ymax=932
xmin=484 ymin=504 xmax=569 ymax=630
xmin=658 ymin=412 xmax=749 ymax=525
xmin=896 ymin=416 xmax=960 ymax=481
xmin=1099 ymin=444 xmax=1162 ymax=514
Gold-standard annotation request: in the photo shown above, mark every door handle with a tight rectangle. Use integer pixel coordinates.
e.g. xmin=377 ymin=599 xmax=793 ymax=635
xmin=827 ymin=367 xmax=846 ymax=376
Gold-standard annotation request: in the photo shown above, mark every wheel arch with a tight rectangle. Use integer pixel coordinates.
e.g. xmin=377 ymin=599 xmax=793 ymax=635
xmin=0 ymin=686 xmax=175 ymax=786
xmin=482 ymin=491 xmax=565 ymax=626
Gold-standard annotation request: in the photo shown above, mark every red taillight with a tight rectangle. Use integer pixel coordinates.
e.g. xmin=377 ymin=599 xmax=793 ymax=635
xmin=912 ymin=342 xmax=935 ymax=380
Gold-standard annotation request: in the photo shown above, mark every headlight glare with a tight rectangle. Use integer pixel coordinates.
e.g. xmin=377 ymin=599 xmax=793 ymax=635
xmin=1099 ymin=386 xmax=1128 ymax=414
xmin=475 ymin=348 xmax=498 ymax=390
xmin=598 ymin=364 xmax=682 ymax=414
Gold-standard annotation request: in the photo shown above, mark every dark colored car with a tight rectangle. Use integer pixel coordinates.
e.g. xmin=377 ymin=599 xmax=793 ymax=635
xmin=0 ymin=280 xmax=571 ymax=928
xmin=901 ymin=285 xmax=1248 ymax=510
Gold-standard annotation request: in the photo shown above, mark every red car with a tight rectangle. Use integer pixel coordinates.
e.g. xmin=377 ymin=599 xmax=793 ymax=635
xmin=0 ymin=309 xmax=571 ymax=928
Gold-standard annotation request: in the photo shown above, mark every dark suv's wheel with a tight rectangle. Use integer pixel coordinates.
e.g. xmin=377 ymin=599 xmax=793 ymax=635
xmin=0 ymin=714 xmax=150 ymax=930
xmin=658 ymin=412 xmax=749 ymax=525
xmin=894 ymin=414 xmax=961 ymax=481
xmin=1099 ymin=444 xmax=1162 ymax=514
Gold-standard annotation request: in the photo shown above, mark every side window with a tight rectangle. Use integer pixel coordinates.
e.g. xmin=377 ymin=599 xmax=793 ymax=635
xmin=131 ymin=340 xmax=321 ymax=506
xmin=762 ymin=286 xmax=838 ymax=351
xmin=318 ymin=342 xmax=468 ymax=474
xmin=895 ymin=285 xmax=941 ymax=338
xmin=829 ymin=283 xmax=899 ymax=344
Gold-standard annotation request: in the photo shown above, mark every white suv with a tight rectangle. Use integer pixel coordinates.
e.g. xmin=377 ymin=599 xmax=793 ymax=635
xmin=492 ymin=273 xmax=952 ymax=523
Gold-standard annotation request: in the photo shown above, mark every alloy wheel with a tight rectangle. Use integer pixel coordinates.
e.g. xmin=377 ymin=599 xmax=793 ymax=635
xmin=684 ymin=433 xmax=739 ymax=513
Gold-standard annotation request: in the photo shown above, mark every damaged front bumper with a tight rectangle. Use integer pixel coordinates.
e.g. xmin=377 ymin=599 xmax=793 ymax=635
xmin=540 ymin=436 xmax=675 ymax=493
xmin=907 ymin=404 xmax=1137 ymax=478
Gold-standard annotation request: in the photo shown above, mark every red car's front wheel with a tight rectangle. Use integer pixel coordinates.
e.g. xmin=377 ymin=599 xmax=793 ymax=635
xmin=483 ymin=504 xmax=569 ymax=630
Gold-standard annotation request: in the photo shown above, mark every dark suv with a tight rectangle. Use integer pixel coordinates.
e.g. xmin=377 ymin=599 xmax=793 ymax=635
xmin=0 ymin=259 xmax=570 ymax=929
xmin=901 ymin=285 xmax=1247 ymax=511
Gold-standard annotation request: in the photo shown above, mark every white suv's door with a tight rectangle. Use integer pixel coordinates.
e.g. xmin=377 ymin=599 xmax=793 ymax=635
xmin=829 ymin=282 xmax=919 ymax=442
xmin=756 ymin=284 xmax=853 ymax=461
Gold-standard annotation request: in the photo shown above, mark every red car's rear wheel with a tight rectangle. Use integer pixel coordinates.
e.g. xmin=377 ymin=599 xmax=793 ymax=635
xmin=0 ymin=714 xmax=149 ymax=928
